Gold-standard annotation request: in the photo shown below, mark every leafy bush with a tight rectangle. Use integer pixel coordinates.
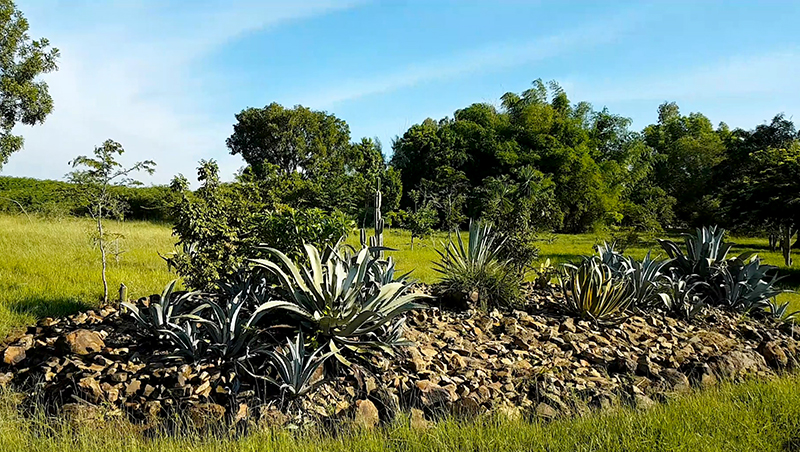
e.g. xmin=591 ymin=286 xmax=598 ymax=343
xmin=559 ymin=258 xmax=634 ymax=322
xmin=167 ymin=161 xmax=351 ymax=290
xmin=434 ymin=220 xmax=522 ymax=310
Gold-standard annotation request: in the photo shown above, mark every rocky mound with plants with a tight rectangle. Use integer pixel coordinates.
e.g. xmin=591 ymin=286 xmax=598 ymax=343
xmin=0 ymin=225 xmax=797 ymax=430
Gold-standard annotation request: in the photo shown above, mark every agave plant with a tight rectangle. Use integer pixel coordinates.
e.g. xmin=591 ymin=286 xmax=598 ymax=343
xmin=533 ymin=258 xmax=557 ymax=289
xmin=766 ymin=298 xmax=800 ymax=323
xmin=433 ymin=220 xmax=520 ymax=308
xmin=253 ymin=333 xmax=334 ymax=398
xmin=250 ymin=243 xmax=429 ymax=343
xmin=185 ymin=289 xmax=258 ymax=360
xmin=718 ymin=256 xmax=785 ymax=312
xmin=159 ymin=321 xmax=207 ymax=362
xmin=657 ymin=226 xmax=752 ymax=279
xmin=625 ymin=252 xmax=669 ymax=308
xmin=594 ymin=242 xmax=629 ymax=277
xmin=657 ymin=272 xmax=708 ymax=320
xmin=122 ymin=280 xmax=193 ymax=335
xmin=559 ymin=259 xmax=634 ymax=322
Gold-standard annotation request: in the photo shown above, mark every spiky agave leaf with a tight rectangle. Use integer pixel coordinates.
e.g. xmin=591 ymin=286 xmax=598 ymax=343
xmin=122 ymin=280 xmax=195 ymax=335
xmin=559 ymin=259 xmax=634 ymax=323
xmin=256 ymin=333 xmax=334 ymax=398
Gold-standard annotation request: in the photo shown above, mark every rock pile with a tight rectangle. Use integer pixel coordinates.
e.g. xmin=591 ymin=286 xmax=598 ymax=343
xmin=1 ymin=288 xmax=798 ymax=428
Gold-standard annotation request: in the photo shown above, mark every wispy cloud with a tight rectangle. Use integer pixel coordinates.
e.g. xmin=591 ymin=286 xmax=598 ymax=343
xmin=581 ymin=51 xmax=800 ymax=104
xmin=299 ymin=7 xmax=650 ymax=108
xmin=4 ymin=0 xmax=364 ymax=184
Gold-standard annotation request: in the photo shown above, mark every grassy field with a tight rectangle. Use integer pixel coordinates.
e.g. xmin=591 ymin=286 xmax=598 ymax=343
xmin=1 ymin=375 xmax=800 ymax=451
xmin=3 ymin=214 xmax=800 ymax=450
xmin=1 ymin=214 xmax=799 ymax=337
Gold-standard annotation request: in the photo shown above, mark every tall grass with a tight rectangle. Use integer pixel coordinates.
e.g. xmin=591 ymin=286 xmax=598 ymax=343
xmin=0 ymin=215 xmax=176 ymax=334
xmin=2 ymin=375 xmax=800 ymax=451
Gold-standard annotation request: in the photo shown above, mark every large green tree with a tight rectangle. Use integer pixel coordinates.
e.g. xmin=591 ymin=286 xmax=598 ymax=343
xmin=226 ymin=103 xmax=352 ymax=178
xmin=0 ymin=0 xmax=59 ymax=169
xmin=643 ymin=102 xmax=726 ymax=227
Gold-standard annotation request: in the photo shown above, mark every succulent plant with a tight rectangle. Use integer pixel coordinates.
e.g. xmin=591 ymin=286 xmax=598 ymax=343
xmin=559 ymin=258 xmax=634 ymax=322
xmin=253 ymin=333 xmax=334 ymax=398
xmin=122 ymin=280 xmax=193 ymax=335
xmin=657 ymin=272 xmax=708 ymax=320
xmin=250 ymin=243 xmax=429 ymax=342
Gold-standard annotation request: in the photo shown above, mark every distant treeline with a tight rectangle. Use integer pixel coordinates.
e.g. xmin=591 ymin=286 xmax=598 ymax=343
xmin=0 ymin=176 xmax=178 ymax=222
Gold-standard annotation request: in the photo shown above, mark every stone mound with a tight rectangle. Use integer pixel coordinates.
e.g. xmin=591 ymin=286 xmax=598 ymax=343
xmin=1 ymin=287 xmax=798 ymax=427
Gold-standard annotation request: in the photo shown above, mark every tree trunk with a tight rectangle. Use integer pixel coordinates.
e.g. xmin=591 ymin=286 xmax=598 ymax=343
xmin=769 ymin=232 xmax=778 ymax=252
xmin=794 ymin=229 xmax=800 ymax=248
xmin=97 ymin=210 xmax=108 ymax=304
xmin=781 ymin=224 xmax=793 ymax=267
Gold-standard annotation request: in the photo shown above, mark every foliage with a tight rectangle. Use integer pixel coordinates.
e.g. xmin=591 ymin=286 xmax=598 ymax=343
xmin=121 ymin=280 xmax=188 ymax=335
xmin=167 ymin=160 xmax=351 ymax=290
xmin=657 ymin=272 xmax=708 ymax=320
xmin=559 ymin=258 xmax=633 ymax=322
xmin=0 ymin=0 xmax=60 ymax=168
xmin=718 ymin=256 xmax=784 ymax=313
xmin=657 ymin=226 xmax=748 ymax=280
xmin=433 ymin=220 xmax=521 ymax=309
xmin=250 ymin=244 xmax=428 ymax=345
xmin=533 ymin=258 xmax=556 ymax=289
xmin=248 ymin=333 xmax=334 ymax=399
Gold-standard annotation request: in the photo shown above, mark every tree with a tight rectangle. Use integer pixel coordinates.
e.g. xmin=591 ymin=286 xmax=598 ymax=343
xmin=643 ymin=102 xmax=726 ymax=226
xmin=727 ymin=142 xmax=800 ymax=266
xmin=67 ymin=140 xmax=155 ymax=303
xmin=0 ymin=0 xmax=59 ymax=169
xmin=226 ymin=103 xmax=351 ymax=178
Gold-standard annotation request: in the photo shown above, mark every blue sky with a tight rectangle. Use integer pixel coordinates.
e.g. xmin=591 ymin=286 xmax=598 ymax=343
xmin=4 ymin=0 xmax=800 ymax=185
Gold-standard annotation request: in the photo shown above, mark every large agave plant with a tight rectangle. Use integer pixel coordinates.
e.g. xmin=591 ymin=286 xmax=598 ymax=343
xmin=250 ymin=243 xmax=429 ymax=343
xmin=185 ymin=289 xmax=259 ymax=359
xmin=559 ymin=259 xmax=634 ymax=322
xmin=657 ymin=226 xmax=751 ymax=279
xmin=122 ymin=280 xmax=193 ymax=335
xmin=766 ymin=298 xmax=800 ymax=323
xmin=718 ymin=256 xmax=785 ymax=312
xmin=594 ymin=242 xmax=629 ymax=277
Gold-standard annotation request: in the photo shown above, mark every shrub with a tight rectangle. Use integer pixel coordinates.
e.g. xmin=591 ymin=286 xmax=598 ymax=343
xmin=167 ymin=161 xmax=352 ymax=290
xmin=559 ymin=258 xmax=634 ymax=322
xmin=433 ymin=220 xmax=522 ymax=310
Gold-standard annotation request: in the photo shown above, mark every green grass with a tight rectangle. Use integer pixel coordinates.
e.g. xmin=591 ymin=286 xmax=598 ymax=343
xmin=0 ymin=214 xmax=176 ymax=335
xmin=1 ymin=214 xmax=798 ymax=337
xmin=3 ymin=375 xmax=800 ymax=451
xmin=3 ymin=215 xmax=800 ymax=449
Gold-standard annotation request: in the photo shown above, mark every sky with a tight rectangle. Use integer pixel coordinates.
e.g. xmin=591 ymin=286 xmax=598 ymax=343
xmin=3 ymin=0 xmax=800 ymax=185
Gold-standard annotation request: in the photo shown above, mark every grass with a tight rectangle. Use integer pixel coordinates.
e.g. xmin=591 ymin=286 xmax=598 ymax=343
xmin=1 ymin=214 xmax=798 ymax=337
xmin=0 ymin=214 xmax=176 ymax=335
xmin=3 ymin=214 xmax=800 ymax=449
xmin=3 ymin=375 xmax=800 ymax=451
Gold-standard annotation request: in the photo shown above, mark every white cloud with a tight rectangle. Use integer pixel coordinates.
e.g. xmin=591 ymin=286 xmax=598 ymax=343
xmin=581 ymin=51 xmax=800 ymax=104
xmin=297 ymin=7 xmax=649 ymax=108
xmin=3 ymin=0 xmax=364 ymax=184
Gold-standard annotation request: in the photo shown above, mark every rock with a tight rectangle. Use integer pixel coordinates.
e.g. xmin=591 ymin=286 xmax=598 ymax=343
xmin=560 ymin=318 xmax=576 ymax=333
xmin=354 ymin=399 xmax=380 ymax=429
xmin=633 ymin=394 xmax=656 ymax=410
xmin=759 ymin=341 xmax=788 ymax=369
xmin=713 ymin=351 xmax=767 ymax=378
xmin=125 ymin=379 xmax=142 ymax=397
xmin=414 ymin=380 xmax=452 ymax=407
xmin=453 ymin=396 xmax=481 ymax=418
xmin=535 ymin=402 xmax=558 ymax=419
xmin=661 ymin=368 xmax=691 ymax=393
xmin=0 ymin=372 xmax=12 ymax=387
xmin=234 ymin=403 xmax=249 ymax=424
xmin=410 ymin=408 xmax=428 ymax=430
xmin=498 ymin=403 xmax=522 ymax=421
xmin=188 ymin=403 xmax=226 ymax=427
xmin=62 ymin=403 xmax=101 ymax=425
xmin=610 ymin=356 xmax=636 ymax=375
xmin=59 ymin=329 xmax=105 ymax=355
xmin=3 ymin=346 xmax=26 ymax=366
xmin=78 ymin=376 xmax=103 ymax=401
